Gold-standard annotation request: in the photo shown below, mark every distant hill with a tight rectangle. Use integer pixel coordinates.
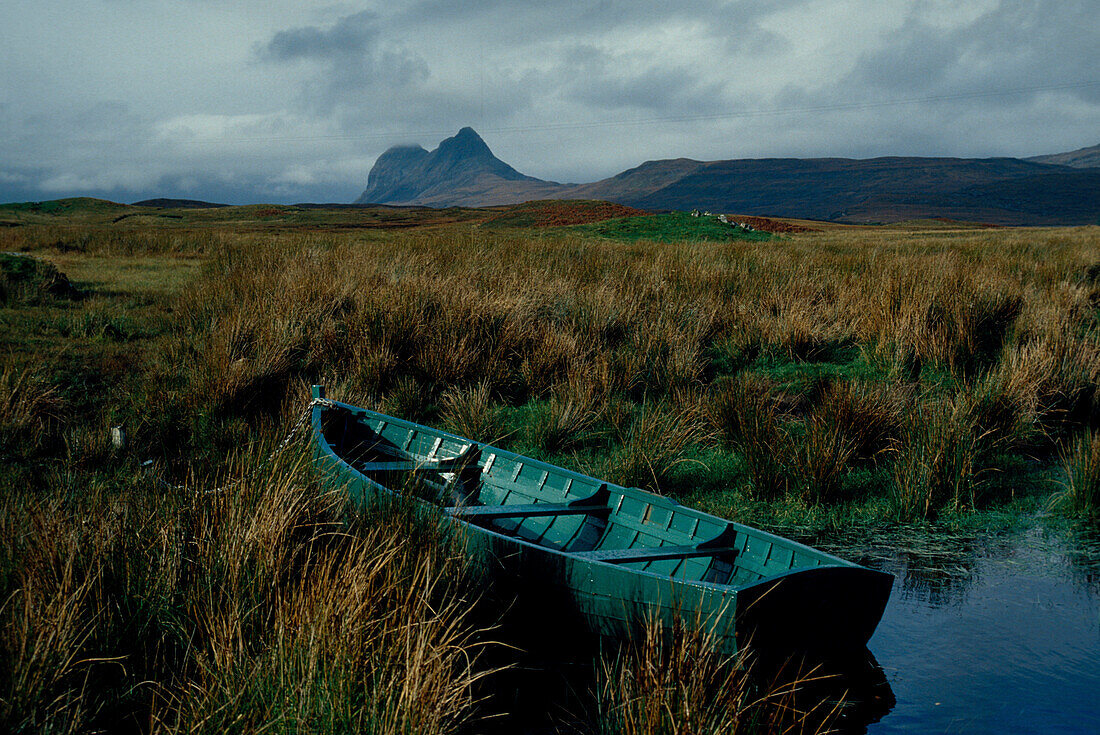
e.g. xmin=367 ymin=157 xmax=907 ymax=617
xmin=133 ymin=198 xmax=228 ymax=208
xmin=617 ymin=156 xmax=1097 ymax=225
xmin=357 ymin=130 xmax=1100 ymax=225
xmin=0 ymin=197 xmax=133 ymax=214
xmin=1026 ymin=144 xmax=1100 ymax=169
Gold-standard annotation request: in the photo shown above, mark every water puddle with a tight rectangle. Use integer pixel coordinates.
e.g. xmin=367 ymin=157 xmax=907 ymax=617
xmin=853 ymin=524 xmax=1100 ymax=734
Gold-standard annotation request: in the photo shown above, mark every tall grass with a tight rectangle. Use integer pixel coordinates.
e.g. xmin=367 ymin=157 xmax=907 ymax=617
xmin=134 ymin=226 xmax=1097 ymax=471
xmin=595 ymin=615 xmax=841 ymax=735
xmin=5 ymin=225 xmax=1098 ymax=498
xmin=524 ymin=379 xmax=600 ymax=453
xmin=707 ymin=375 xmax=789 ymax=500
xmin=602 ymin=399 xmax=707 ymax=492
xmin=1056 ymin=430 xmax=1100 ymax=518
xmin=1 ymin=252 xmax=83 ymax=306
xmin=0 ymin=364 xmax=67 ymax=450
xmin=789 ymin=413 xmax=857 ymax=504
xmin=439 ymin=380 xmax=506 ymax=441
xmin=0 ymin=447 xmax=492 ymax=734
xmin=2 ymin=211 xmax=1099 ymax=729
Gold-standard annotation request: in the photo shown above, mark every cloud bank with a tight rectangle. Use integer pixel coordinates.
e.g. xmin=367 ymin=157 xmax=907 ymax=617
xmin=1 ymin=0 xmax=1095 ymax=204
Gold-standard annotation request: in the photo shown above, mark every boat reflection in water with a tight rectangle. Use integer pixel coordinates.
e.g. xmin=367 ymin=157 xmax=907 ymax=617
xmin=472 ymin=616 xmax=896 ymax=734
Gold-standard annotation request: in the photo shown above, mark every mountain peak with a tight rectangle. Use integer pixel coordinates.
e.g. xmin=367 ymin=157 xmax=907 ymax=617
xmin=356 ymin=128 xmax=539 ymax=205
xmin=436 ymin=127 xmax=493 ymax=160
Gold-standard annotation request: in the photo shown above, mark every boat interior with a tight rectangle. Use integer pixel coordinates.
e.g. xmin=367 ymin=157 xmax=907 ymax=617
xmin=321 ymin=404 xmax=833 ymax=588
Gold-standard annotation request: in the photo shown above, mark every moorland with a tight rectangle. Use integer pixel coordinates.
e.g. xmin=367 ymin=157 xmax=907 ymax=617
xmin=1 ymin=197 xmax=1098 ymax=733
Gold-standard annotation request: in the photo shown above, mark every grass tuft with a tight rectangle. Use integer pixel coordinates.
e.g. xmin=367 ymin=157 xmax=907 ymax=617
xmin=0 ymin=364 xmax=67 ymax=449
xmin=525 ymin=381 xmax=600 ymax=453
xmin=890 ymin=392 xmax=995 ymax=521
xmin=0 ymin=253 xmax=82 ymax=306
xmin=0 ymin=448 xmax=494 ymax=734
xmin=596 ymin=614 xmax=842 ymax=735
xmin=707 ymin=375 xmax=789 ymax=500
xmin=603 ymin=401 xmax=707 ymax=492
xmin=439 ymin=380 xmax=506 ymax=442
xmin=1055 ymin=430 xmax=1100 ymax=519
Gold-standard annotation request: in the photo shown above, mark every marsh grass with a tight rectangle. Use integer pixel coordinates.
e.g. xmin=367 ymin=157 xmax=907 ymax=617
xmin=0 ymin=447 xmax=494 ymax=734
xmin=812 ymin=380 xmax=910 ymax=463
xmin=789 ymin=413 xmax=858 ymax=504
xmin=523 ymin=380 xmax=600 ymax=453
xmin=2 ymin=207 xmax=1099 ymax=730
xmin=1056 ymin=430 xmax=1100 ymax=518
xmin=706 ymin=375 xmax=791 ymax=500
xmin=595 ymin=615 xmax=842 ymax=735
xmin=0 ymin=363 xmax=67 ymax=450
xmin=602 ymin=400 xmax=708 ymax=492
xmin=439 ymin=380 xmax=507 ymax=442
xmin=0 ymin=252 xmax=82 ymax=306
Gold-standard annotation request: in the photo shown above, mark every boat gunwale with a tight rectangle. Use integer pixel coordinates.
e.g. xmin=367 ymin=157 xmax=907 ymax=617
xmin=310 ymin=396 xmax=881 ymax=596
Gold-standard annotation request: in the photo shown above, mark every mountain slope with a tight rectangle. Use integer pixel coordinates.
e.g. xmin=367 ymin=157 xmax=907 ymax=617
xmin=615 ymin=156 xmax=1085 ymax=223
xmin=1026 ymin=144 xmax=1100 ymax=169
xmin=355 ymin=127 xmax=568 ymax=206
xmin=568 ymin=158 xmax=708 ymax=202
xmin=355 ymin=130 xmax=1100 ymax=224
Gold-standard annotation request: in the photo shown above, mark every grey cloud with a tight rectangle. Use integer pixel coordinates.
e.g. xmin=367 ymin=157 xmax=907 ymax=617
xmin=751 ymin=0 xmax=1099 ymax=160
xmin=260 ymin=11 xmax=430 ymax=114
xmin=403 ymin=0 xmax=803 ymax=39
xmin=0 ymin=97 xmax=365 ymax=204
xmin=328 ymin=77 xmax=536 ymax=143
xmin=3 ymin=102 xmax=149 ymax=171
xmin=835 ymin=2 xmax=1097 ymax=102
xmin=261 ymin=11 xmax=380 ymax=62
xmin=558 ymin=45 xmax=729 ymax=115
xmin=2 ymin=0 xmax=1096 ymax=205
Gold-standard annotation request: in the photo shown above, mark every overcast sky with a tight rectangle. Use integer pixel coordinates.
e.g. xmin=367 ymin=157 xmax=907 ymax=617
xmin=2 ymin=0 xmax=1097 ymax=204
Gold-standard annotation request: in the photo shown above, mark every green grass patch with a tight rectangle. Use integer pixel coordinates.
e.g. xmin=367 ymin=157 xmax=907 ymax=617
xmin=746 ymin=347 xmax=881 ymax=392
xmin=570 ymin=211 xmax=773 ymax=243
xmin=50 ymin=254 xmax=206 ymax=297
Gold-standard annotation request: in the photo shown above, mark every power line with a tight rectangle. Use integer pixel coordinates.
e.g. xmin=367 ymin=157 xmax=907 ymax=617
xmin=155 ymin=79 xmax=1099 ymax=146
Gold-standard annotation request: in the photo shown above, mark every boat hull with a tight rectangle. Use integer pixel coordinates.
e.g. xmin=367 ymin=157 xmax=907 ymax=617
xmin=309 ymin=387 xmax=892 ymax=656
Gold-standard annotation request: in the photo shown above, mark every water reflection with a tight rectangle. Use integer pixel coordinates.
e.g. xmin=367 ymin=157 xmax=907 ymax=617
xmin=483 ymin=523 xmax=1100 ymax=734
xmin=1064 ymin=526 xmax=1100 ymax=596
xmin=762 ymin=647 xmax=897 ymax=734
xmin=477 ymin=642 xmax=899 ymax=735
xmin=847 ymin=523 xmax=1100 ymax=734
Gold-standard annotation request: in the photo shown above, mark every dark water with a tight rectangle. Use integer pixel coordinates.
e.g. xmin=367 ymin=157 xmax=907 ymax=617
xmin=495 ymin=523 xmax=1100 ymax=733
xmin=856 ymin=525 xmax=1100 ymax=734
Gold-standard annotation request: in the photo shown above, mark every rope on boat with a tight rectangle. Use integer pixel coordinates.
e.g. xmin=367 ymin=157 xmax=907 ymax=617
xmin=142 ymin=396 xmax=336 ymax=495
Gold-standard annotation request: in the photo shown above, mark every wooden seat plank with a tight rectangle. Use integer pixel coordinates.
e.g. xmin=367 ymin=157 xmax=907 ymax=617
xmin=448 ymin=483 xmax=612 ymax=522
xmin=358 ymin=446 xmax=481 ymax=474
xmin=573 ymin=545 xmax=737 ymax=565
xmin=447 ymin=502 xmax=610 ymax=521
xmin=357 ymin=461 xmax=427 ymax=472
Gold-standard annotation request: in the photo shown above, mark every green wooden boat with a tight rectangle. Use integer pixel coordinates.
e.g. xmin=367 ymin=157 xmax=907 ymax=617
xmin=310 ymin=386 xmax=892 ymax=655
